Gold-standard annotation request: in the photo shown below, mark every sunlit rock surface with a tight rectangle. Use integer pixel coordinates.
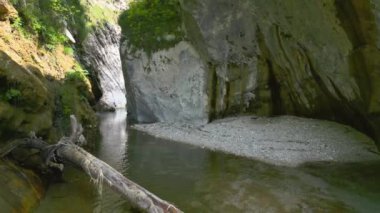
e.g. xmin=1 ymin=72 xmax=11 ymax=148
xmin=121 ymin=41 xmax=208 ymax=123
xmin=121 ymin=0 xmax=380 ymax=147
xmin=134 ymin=116 xmax=380 ymax=166
xmin=83 ymin=23 xmax=126 ymax=111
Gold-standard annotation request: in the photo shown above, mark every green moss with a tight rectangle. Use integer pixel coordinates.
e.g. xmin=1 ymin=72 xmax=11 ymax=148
xmin=58 ymin=81 xmax=96 ymax=126
xmin=65 ymin=63 xmax=89 ymax=82
xmin=58 ymin=63 xmax=95 ymax=126
xmin=2 ymin=88 xmax=21 ymax=104
xmin=86 ymin=5 xmax=117 ymax=24
xmin=118 ymin=0 xmax=184 ymax=55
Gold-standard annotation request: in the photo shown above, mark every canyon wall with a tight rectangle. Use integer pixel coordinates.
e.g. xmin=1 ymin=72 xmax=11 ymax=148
xmin=120 ymin=0 xmax=380 ymax=146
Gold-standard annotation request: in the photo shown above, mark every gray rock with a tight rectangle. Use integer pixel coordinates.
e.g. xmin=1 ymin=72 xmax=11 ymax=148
xmin=120 ymin=0 xmax=380 ymax=147
xmin=133 ymin=116 xmax=380 ymax=167
xmin=83 ymin=22 xmax=126 ymax=111
xmin=121 ymin=41 xmax=208 ymax=123
xmin=181 ymin=0 xmax=380 ymax=146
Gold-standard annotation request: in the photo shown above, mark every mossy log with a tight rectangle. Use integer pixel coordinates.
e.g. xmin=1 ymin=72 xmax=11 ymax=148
xmin=1 ymin=115 xmax=182 ymax=213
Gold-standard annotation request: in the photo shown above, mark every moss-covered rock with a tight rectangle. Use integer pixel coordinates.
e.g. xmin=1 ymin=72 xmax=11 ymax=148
xmin=0 ymin=50 xmax=97 ymax=142
xmin=0 ymin=159 xmax=44 ymax=212
xmin=59 ymin=80 xmax=97 ymax=126
xmin=0 ymin=51 xmax=53 ymax=138
xmin=119 ymin=0 xmax=184 ymax=55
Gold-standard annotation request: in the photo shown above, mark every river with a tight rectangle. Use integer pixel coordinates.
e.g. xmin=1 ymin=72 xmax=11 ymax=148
xmin=35 ymin=109 xmax=380 ymax=212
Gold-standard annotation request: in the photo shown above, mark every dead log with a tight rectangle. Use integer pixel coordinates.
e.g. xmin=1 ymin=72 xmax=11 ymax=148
xmin=1 ymin=115 xmax=182 ymax=213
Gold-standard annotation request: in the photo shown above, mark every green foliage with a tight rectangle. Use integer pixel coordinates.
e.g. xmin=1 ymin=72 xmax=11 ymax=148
xmin=10 ymin=17 xmax=24 ymax=33
xmin=64 ymin=46 xmax=75 ymax=56
xmin=65 ymin=64 xmax=89 ymax=82
xmin=0 ymin=88 xmax=21 ymax=105
xmin=10 ymin=0 xmax=88 ymax=48
xmin=60 ymin=84 xmax=76 ymax=116
xmin=5 ymin=88 xmax=21 ymax=100
xmin=118 ymin=0 xmax=184 ymax=55
xmin=60 ymin=75 xmax=92 ymax=118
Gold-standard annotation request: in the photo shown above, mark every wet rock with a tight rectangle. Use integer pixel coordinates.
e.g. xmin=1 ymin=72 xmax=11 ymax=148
xmin=0 ymin=160 xmax=44 ymax=212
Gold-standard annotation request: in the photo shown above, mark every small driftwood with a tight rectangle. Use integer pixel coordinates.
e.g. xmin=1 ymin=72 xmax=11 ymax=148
xmin=1 ymin=115 xmax=182 ymax=213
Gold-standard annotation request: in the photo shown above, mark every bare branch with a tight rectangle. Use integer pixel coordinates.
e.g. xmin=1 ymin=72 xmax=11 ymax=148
xmin=0 ymin=115 xmax=183 ymax=213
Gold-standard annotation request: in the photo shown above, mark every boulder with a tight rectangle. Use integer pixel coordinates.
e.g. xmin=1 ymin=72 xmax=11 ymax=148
xmin=0 ymin=160 xmax=43 ymax=212
xmin=121 ymin=41 xmax=208 ymax=123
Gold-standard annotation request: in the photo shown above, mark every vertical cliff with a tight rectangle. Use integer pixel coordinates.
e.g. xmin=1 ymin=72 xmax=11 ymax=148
xmin=82 ymin=22 xmax=126 ymax=111
xmin=182 ymin=0 xmax=380 ymax=144
xmin=120 ymin=0 xmax=380 ymax=146
xmin=119 ymin=0 xmax=208 ymax=123
xmin=79 ymin=0 xmax=127 ymax=111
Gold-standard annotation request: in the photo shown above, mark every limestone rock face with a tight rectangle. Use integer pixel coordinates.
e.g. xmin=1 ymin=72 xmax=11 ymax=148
xmin=83 ymin=22 xmax=126 ymax=111
xmin=121 ymin=41 xmax=208 ymax=123
xmin=120 ymin=0 xmax=380 ymax=146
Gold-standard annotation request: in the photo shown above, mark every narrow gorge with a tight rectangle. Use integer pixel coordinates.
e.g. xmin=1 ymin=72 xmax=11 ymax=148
xmin=1 ymin=0 xmax=380 ymax=212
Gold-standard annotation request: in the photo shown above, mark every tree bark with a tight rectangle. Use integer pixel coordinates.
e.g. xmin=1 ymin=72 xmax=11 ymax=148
xmin=1 ymin=115 xmax=182 ymax=213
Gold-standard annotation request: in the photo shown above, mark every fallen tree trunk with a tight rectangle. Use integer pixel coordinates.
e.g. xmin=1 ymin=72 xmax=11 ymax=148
xmin=1 ymin=115 xmax=182 ymax=213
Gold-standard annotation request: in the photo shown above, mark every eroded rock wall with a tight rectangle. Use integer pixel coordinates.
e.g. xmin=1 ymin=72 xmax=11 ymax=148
xmin=120 ymin=0 xmax=380 ymax=146
xmin=83 ymin=22 xmax=126 ymax=111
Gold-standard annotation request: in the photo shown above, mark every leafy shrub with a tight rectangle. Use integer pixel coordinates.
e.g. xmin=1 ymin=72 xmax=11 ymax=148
xmin=64 ymin=46 xmax=75 ymax=56
xmin=118 ymin=0 xmax=184 ymax=55
xmin=10 ymin=0 xmax=87 ymax=48
xmin=65 ymin=64 xmax=89 ymax=82
xmin=0 ymin=88 xmax=22 ymax=104
xmin=10 ymin=17 xmax=24 ymax=33
xmin=5 ymin=88 xmax=21 ymax=100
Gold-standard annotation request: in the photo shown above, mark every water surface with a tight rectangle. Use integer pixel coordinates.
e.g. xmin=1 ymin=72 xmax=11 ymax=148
xmin=36 ymin=110 xmax=380 ymax=212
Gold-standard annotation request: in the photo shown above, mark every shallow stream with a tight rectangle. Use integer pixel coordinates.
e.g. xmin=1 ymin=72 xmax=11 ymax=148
xmin=35 ymin=110 xmax=380 ymax=212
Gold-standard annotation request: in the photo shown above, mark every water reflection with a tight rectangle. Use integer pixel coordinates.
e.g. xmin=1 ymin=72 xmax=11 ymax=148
xmin=125 ymin=133 xmax=380 ymax=212
xmin=35 ymin=110 xmax=380 ymax=212
xmin=96 ymin=109 xmax=128 ymax=171
xmin=94 ymin=109 xmax=129 ymax=213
